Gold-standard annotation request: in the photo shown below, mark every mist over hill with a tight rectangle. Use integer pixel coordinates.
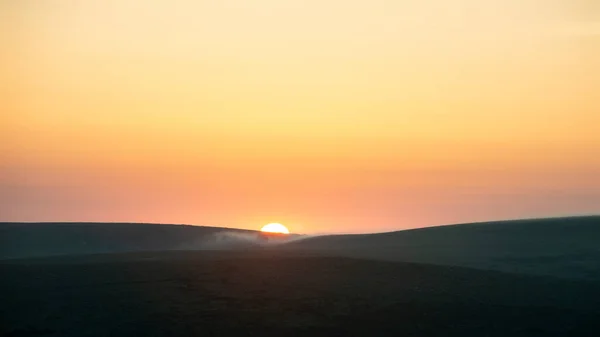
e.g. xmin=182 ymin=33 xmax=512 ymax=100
xmin=0 ymin=223 xmax=266 ymax=259
xmin=3 ymin=216 xmax=600 ymax=279
xmin=3 ymin=217 xmax=600 ymax=336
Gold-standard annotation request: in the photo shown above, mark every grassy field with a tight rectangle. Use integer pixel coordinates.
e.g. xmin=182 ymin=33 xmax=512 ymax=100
xmin=2 ymin=250 xmax=600 ymax=337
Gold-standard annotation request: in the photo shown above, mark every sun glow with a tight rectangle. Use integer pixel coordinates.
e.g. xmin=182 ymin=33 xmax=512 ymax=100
xmin=260 ymin=223 xmax=290 ymax=234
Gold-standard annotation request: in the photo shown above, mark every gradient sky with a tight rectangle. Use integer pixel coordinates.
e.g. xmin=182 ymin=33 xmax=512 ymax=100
xmin=1 ymin=0 xmax=599 ymax=233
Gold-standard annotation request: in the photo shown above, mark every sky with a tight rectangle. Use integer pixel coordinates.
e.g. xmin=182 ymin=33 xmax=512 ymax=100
xmin=1 ymin=0 xmax=599 ymax=233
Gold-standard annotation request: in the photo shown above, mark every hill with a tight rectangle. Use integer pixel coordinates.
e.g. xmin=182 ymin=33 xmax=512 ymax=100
xmin=4 ymin=217 xmax=600 ymax=279
xmin=0 ymin=222 xmax=263 ymax=259
xmin=3 ymin=218 xmax=600 ymax=335
xmin=279 ymin=216 xmax=600 ymax=279
xmin=2 ymin=250 xmax=599 ymax=337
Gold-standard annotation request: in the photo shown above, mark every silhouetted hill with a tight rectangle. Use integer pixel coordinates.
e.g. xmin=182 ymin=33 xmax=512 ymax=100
xmin=0 ymin=223 xmax=262 ymax=259
xmin=280 ymin=216 xmax=600 ymax=279
xmin=4 ymin=217 xmax=600 ymax=279
xmin=3 ymin=218 xmax=600 ymax=335
xmin=2 ymin=250 xmax=600 ymax=336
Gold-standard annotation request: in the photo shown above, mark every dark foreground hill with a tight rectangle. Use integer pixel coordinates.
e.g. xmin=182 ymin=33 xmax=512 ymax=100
xmin=0 ymin=223 xmax=264 ymax=259
xmin=280 ymin=216 xmax=600 ymax=280
xmin=2 ymin=250 xmax=600 ymax=337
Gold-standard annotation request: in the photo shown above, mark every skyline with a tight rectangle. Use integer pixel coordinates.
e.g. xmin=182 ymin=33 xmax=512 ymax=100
xmin=2 ymin=0 xmax=599 ymax=233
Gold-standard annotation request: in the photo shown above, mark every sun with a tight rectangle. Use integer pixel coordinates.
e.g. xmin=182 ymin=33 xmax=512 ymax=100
xmin=260 ymin=223 xmax=290 ymax=235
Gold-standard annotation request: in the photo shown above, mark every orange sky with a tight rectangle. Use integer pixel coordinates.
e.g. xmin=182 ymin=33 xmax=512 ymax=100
xmin=1 ymin=0 xmax=599 ymax=233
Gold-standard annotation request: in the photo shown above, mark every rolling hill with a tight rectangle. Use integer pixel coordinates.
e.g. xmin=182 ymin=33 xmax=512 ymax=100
xmin=280 ymin=216 xmax=600 ymax=279
xmin=3 ymin=216 xmax=599 ymax=279
xmin=3 ymin=217 xmax=600 ymax=336
xmin=2 ymin=250 xmax=600 ymax=337
xmin=0 ymin=222 xmax=262 ymax=259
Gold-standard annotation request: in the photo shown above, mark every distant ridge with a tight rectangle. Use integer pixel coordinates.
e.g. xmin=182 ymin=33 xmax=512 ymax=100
xmin=0 ymin=222 xmax=260 ymax=260
xmin=280 ymin=216 xmax=600 ymax=279
xmin=3 ymin=217 xmax=599 ymax=279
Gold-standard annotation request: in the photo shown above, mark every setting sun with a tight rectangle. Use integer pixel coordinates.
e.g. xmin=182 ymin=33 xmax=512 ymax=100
xmin=2 ymin=0 xmax=599 ymax=233
xmin=261 ymin=223 xmax=290 ymax=235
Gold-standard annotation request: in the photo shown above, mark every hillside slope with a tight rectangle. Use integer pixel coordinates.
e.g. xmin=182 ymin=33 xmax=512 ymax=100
xmin=2 ymin=251 xmax=599 ymax=337
xmin=280 ymin=216 xmax=600 ymax=279
xmin=0 ymin=223 xmax=261 ymax=259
